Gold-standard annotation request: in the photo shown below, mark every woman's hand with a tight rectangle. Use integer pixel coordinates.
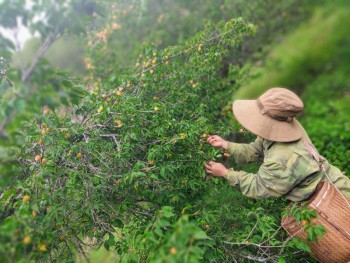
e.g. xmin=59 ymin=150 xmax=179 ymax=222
xmin=204 ymin=161 xmax=228 ymax=177
xmin=207 ymin=135 xmax=228 ymax=149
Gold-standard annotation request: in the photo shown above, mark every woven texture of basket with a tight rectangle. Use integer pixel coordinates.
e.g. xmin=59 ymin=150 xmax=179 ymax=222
xmin=282 ymin=181 xmax=350 ymax=263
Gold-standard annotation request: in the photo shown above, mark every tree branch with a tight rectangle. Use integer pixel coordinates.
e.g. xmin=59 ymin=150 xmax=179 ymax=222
xmin=21 ymin=32 xmax=57 ymax=82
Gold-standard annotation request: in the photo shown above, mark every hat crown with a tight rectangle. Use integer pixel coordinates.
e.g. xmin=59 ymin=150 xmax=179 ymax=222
xmin=258 ymin=88 xmax=303 ymax=120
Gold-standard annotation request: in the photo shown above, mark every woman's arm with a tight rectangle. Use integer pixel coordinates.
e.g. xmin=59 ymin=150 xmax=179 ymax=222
xmin=207 ymin=135 xmax=264 ymax=163
xmin=226 ymin=136 xmax=264 ymax=163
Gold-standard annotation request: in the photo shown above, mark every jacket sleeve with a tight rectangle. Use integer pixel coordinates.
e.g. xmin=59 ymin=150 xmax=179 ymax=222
xmin=226 ymin=136 xmax=264 ymax=163
xmin=224 ymin=157 xmax=305 ymax=199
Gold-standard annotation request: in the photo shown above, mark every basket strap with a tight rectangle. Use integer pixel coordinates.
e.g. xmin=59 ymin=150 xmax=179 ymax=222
xmin=301 ymin=138 xmax=326 ymax=172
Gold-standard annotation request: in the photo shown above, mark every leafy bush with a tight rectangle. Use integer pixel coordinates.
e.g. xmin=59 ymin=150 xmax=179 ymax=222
xmin=0 ymin=18 xmax=260 ymax=262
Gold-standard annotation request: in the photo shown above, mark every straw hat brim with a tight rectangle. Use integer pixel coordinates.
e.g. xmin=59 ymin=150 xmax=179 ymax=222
xmin=232 ymin=100 xmax=303 ymax=142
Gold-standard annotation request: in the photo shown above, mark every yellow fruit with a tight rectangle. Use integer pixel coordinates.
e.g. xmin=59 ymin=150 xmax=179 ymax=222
xmin=23 ymin=195 xmax=31 ymax=203
xmin=126 ymin=82 xmax=132 ymax=88
xmin=32 ymin=211 xmax=37 ymax=218
xmin=154 ymin=107 xmax=159 ymax=112
xmin=180 ymin=134 xmax=186 ymax=139
xmin=43 ymin=108 xmax=50 ymax=115
xmin=170 ymin=246 xmax=177 ymax=255
xmin=148 ymin=160 xmax=154 ymax=165
xmin=41 ymin=158 xmax=47 ymax=165
xmin=41 ymin=123 xmax=47 ymax=128
xmin=165 ymin=61 xmax=169 ymax=65
xmin=198 ymin=43 xmax=203 ymax=52
xmin=97 ymin=106 xmax=103 ymax=113
xmin=39 ymin=244 xmax=47 ymax=252
xmin=23 ymin=236 xmax=31 ymax=245
xmin=38 ymin=138 xmax=43 ymax=145
xmin=102 ymin=94 xmax=107 ymax=99
xmin=65 ymin=133 xmax=70 ymax=139
xmin=41 ymin=129 xmax=46 ymax=135
xmin=205 ymin=224 xmax=210 ymax=229
xmin=35 ymin=155 xmax=42 ymax=162
xmin=46 ymin=128 xmax=52 ymax=132
xmin=302 ymin=220 xmax=307 ymax=226
xmin=149 ymin=69 xmax=154 ymax=74
xmin=76 ymin=152 xmax=83 ymax=159
xmin=202 ymin=134 xmax=207 ymax=138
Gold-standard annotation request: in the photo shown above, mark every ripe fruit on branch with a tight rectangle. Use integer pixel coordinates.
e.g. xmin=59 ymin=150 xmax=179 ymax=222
xmin=154 ymin=107 xmax=159 ymax=112
xmin=32 ymin=211 xmax=37 ymax=218
xmin=23 ymin=195 xmax=31 ymax=203
xmin=170 ymin=247 xmax=177 ymax=255
xmin=115 ymin=119 xmax=123 ymax=127
xmin=65 ymin=133 xmax=70 ymax=139
xmin=35 ymin=155 xmax=42 ymax=162
xmin=39 ymin=244 xmax=47 ymax=252
xmin=43 ymin=108 xmax=50 ymax=115
xmin=180 ymin=134 xmax=186 ymax=139
xmin=148 ymin=160 xmax=155 ymax=165
xmin=23 ymin=236 xmax=31 ymax=245
xmin=41 ymin=158 xmax=47 ymax=165
xmin=76 ymin=152 xmax=83 ymax=158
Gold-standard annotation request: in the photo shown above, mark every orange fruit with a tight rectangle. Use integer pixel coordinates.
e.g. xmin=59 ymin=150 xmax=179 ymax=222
xmin=23 ymin=195 xmax=31 ymax=203
xmin=23 ymin=236 xmax=31 ymax=244
xmin=39 ymin=244 xmax=47 ymax=252
xmin=76 ymin=152 xmax=83 ymax=159
xmin=170 ymin=246 xmax=177 ymax=255
xmin=35 ymin=155 xmax=42 ymax=162
xmin=148 ymin=160 xmax=155 ymax=165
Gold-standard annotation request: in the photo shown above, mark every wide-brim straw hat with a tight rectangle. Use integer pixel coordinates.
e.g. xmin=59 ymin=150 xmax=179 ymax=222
xmin=232 ymin=88 xmax=304 ymax=142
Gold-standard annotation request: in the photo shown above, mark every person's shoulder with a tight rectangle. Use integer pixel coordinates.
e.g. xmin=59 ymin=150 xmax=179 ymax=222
xmin=267 ymin=139 xmax=302 ymax=160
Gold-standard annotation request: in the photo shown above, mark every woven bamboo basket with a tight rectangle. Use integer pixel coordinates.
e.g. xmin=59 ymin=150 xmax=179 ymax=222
xmin=282 ymin=181 xmax=350 ymax=263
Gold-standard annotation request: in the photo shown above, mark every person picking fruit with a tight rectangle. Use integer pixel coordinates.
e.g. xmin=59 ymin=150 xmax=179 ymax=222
xmin=204 ymin=88 xmax=350 ymax=201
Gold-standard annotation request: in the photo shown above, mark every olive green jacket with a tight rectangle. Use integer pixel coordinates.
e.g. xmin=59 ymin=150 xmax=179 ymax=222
xmin=225 ymin=136 xmax=350 ymax=202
